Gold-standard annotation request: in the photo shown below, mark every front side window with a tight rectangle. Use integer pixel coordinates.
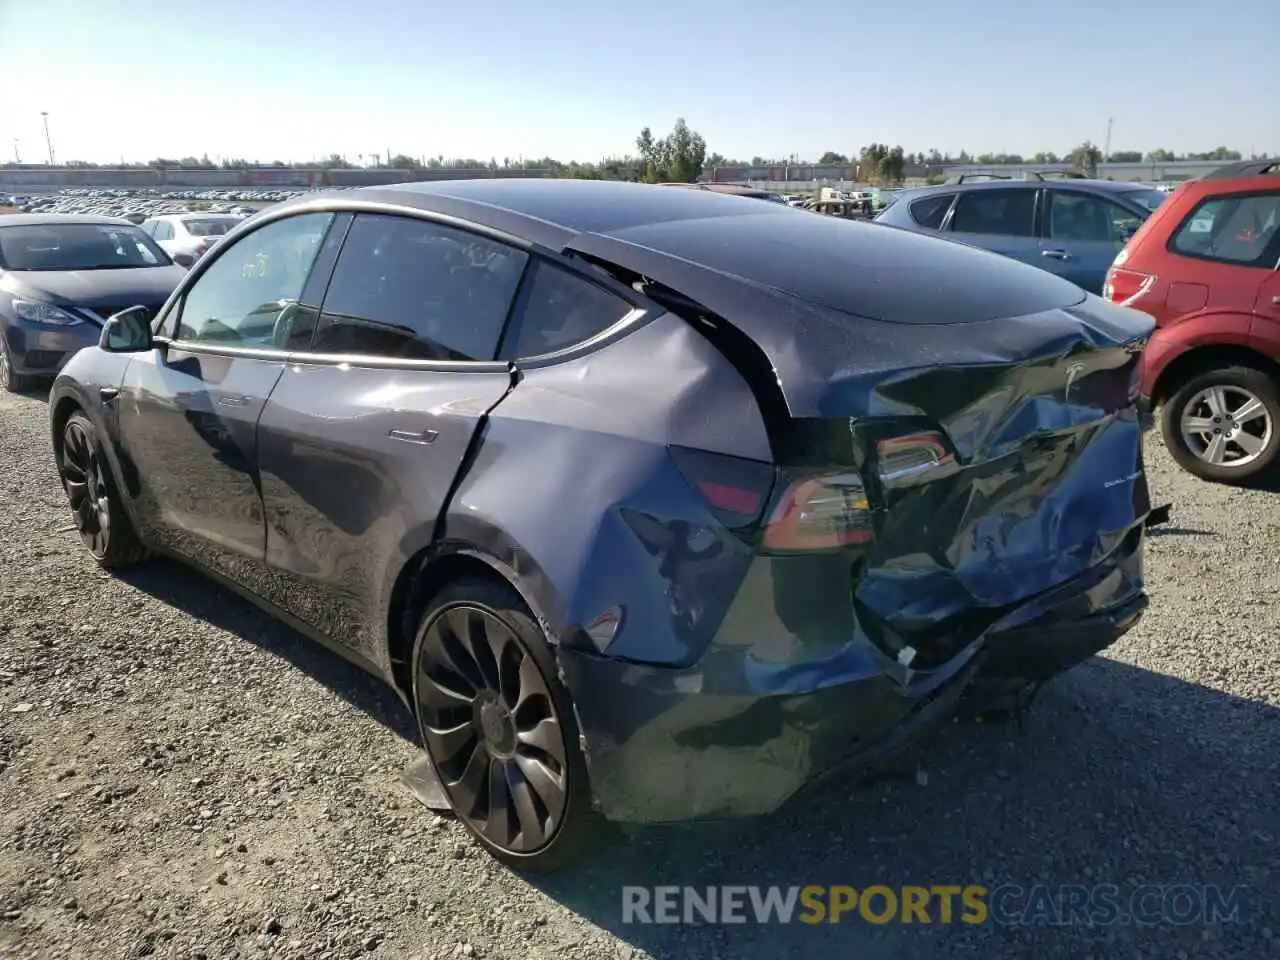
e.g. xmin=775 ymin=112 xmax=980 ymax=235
xmin=172 ymin=212 xmax=335 ymax=348
xmin=1170 ymin=193 xmax=1280 ymax=266
xmin=0 ymin=222 xmax=171 ymax=271
xmin=1047 ymin=191 xmax=1145 ymax=243
xmin=311 ymin=214 xmax=528 ymax=361
xmin=499 ymin=260 xmax=634 ymax=360
xmin=949 ymin=189 xmax=1037 ymax=237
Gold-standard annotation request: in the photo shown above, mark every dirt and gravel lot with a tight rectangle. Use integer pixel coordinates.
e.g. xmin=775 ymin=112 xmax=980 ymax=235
xmin=1 ymin=384 xmax=1277 ymax=960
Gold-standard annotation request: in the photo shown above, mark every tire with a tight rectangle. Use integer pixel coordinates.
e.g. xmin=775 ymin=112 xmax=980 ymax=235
xmin=1161 ymin=365 xmax=1280 ymax=485
xmin=409 ymin=577 xmax=608 ymax=872
xmin=0 ymin=337 xmax=38 ymax=393
xmin=59 ymin=411 xmax=149 ymax=568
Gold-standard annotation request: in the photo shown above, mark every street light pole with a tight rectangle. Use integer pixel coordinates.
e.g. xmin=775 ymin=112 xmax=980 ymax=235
xmin=40 ymin=111 xmax=55 ymax=165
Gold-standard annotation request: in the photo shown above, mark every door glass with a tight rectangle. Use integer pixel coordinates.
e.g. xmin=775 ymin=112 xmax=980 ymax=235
xmin=311 ymin=214 xmax=528 ymax=361
xmin=949 ymin=189 xmax=1037 ymax=236
xmin=174 ymin=212 xmax=335 ymax=348
xmin=154 ymin=221 xmax=173 ymax=242
xmin=908 ymin=194 xmax=954 ymax=229
xmin=1047 ymin=192 xmax=1141 ymax=243
xmin=1171 ymin=194 xmax=1280 ymax=266
xmin=500 ymin=260 xmax=634 ymax=359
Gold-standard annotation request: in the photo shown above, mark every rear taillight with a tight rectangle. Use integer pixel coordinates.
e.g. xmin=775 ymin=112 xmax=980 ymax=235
xmin=875 ymin=431 xmax=959 ymax=491
xmin=1104 ymin=267 xmax=1156 ymax=306
xmin=674 ymin=429 xmax=960 ymax=554
xmin=762 ymin=473 xmax=873 ymax=552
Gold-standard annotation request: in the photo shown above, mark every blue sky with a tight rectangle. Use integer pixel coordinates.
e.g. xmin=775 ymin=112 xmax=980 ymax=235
xmin=2 ymin=0 xmax=1277 ymax=165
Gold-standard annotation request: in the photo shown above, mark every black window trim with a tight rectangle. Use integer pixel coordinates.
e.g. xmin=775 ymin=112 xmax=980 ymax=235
xmin=942 ymin=185 xmax=1042 ymax=238
xmin=1165 ymin=189 xmax=1280 ymax=270
xmin=1040 ymin=188 xmax=1147 ymax=242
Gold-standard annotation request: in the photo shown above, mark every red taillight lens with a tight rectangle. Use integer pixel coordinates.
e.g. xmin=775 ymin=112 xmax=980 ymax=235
xmin=762 ymin=472 xmax=873 ymax=552
xmin=1103 ymin=267 xmax=1155 ymax=306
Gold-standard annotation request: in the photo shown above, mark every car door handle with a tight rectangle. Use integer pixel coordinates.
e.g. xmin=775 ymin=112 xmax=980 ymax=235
xmin=217 ymin=395 xmax=250 ymax=407
xmin=99 ymin=387 xmax=119 ymax=403
xmin=389 ymin=428 xmax=438 ymax=445
xmin=1041 ymin=249 xmax=1071 ymax=260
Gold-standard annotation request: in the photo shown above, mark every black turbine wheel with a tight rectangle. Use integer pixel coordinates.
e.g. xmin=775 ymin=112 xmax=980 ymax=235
xmin=414 ymin=596 xmax=572 ymax=859
xmin=59 ymin=412 xmax=147 ymax=568
xmin=62 ymin=416 xmax=114 ymax=557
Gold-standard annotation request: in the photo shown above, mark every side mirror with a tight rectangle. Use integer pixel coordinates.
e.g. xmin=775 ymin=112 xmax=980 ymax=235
xmin=100 ymin=306 xmax=154 ymax=353
xmin=172 ymin=252 xmax=196 ymax=268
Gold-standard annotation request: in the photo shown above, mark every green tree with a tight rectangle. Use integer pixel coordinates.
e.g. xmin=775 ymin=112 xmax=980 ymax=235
xmin=1109 ymin=150 xmax=1143 ymax=163
xmin=1069 ymin=141 xmax=1102 ymax=176
xmin=818 ymin=151 xmax=849 ymax=164
xmin=635 ymin=118 xmax=708 ymax=183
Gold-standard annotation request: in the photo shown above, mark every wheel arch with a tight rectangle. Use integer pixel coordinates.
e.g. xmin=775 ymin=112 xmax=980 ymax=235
xmin=49 ymin=392 xmax=84 ymax=469
xmin=384 ymin=518 xmax=571 ymax=704
xmin=1151 ymin=343 xmax=1280 ymax=406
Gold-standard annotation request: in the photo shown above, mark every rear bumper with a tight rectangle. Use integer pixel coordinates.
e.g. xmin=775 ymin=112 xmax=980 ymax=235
xmin=559 ymin=637 xmax=981 ymax=825
xmin=562 ymin=530 xmax=1147 ymax=826
xmin=976 ymin=526 xmax=1146 ymax=682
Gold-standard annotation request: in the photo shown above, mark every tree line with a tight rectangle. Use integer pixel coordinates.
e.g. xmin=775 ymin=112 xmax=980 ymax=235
xmin=1 ymin=119 xmax=1261 ymax=185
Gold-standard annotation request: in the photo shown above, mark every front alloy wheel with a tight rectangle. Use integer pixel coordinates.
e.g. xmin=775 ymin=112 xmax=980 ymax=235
xmin=411 ymin=579 xmax=602 ymax=871
xmin=1162 ymin=365 xmax=1280 ymax=484
xmin=59 ymin=412 xmax=147 ymax=567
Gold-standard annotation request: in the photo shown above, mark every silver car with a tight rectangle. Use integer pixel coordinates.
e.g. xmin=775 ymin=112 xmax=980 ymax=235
xmin=139 ymin=213 xmax=245 ymax=267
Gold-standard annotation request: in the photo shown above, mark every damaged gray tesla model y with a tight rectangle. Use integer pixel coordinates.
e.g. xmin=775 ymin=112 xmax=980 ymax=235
xmin=48 ymin=179 xmax=1156 ymax=871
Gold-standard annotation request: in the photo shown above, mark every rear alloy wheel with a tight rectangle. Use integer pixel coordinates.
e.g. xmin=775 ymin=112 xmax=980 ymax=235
xmin=1162 ymin=366 xmax=1280 ymax=484
xmin=410 ymin=579 xmax=604 ymax=872
xmin=60 ymin=412 xmax=148 ymax=567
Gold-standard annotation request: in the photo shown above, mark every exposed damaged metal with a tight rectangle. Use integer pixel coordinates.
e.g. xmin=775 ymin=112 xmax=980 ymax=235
xmin=48 ymin=178 xmax=1160 ymax=870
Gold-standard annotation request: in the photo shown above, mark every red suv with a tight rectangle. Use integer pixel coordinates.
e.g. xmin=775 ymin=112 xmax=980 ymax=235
xmin=1105 ymin=160 xmax=1280 ymax=483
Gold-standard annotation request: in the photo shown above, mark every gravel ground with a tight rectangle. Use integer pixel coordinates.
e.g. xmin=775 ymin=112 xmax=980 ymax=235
xmin=1 ymin=384 xmax=1277 ymax=960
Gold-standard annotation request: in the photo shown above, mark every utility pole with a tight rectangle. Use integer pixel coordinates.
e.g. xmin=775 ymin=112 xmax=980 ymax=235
xmin=11 ymin=139 xmax=18 ymax=163
xmin=40 ymin=111 xmax=55 ymax=165
xmin=1103 ymin=117 xmax=1113 ymax=164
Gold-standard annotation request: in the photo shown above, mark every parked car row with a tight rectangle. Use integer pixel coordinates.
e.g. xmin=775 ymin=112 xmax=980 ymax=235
xmin=43 ymin=178 xmax=1156 ymax=870
xmin=8 ymin=186 xmax=301 ymax=218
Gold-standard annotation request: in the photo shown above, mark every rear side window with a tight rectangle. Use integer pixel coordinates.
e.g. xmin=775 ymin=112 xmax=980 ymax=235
xmin=1046 ymin=191 xmax=1145 ymax=243
xmin=1169 ymin=193 xmax=1280 ymax=267
xmin=153 ymin=221 xmax=174 ymax=241
xmin=311 ymin=214 xmax=528 ymax=361
xmin=909 ymin=194 xmax=953 ymax=229
xmin=950 ymin=189 xmax=1037 ymax=237
xmin=499 ymin=260 xmax=634 ymax=360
